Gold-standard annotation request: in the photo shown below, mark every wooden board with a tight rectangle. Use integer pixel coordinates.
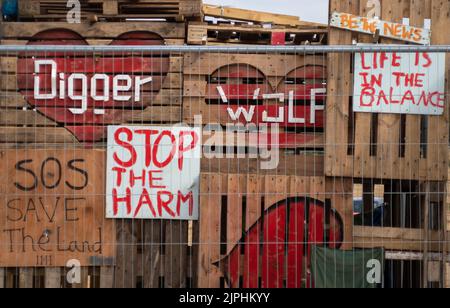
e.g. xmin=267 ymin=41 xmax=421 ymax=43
xmin=0 ymin=149 xmax=115 ymax=267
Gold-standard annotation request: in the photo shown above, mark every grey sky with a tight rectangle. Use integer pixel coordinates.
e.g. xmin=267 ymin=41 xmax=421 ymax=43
xmin=204 ymin=0 xmax=329 ymax=23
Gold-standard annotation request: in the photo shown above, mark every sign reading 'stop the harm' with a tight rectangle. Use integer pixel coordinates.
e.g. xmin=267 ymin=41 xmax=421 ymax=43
xmin=106 ymin=126 xmax=201 ymax=220
xmin=353 ymin=52 xmax=446 ymax=115
xmin=330 ymin=11 xmax=431 ymax=45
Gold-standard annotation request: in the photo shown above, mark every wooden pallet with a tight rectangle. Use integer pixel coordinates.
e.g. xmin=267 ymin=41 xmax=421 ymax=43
xmin=18 ymin=0 xmax=202 ymax=22
xmin=197 ymin=174 xmax=353 ymax=288
xmin=188 ymin=22 xmax=328 ymax=45
xmin=326 ymin=0 xmax=449 ymax=181
xmin=183 ymin=52 xmax=327 ymax=156
xmin=0 ymin=22 xmax=185 ymax=144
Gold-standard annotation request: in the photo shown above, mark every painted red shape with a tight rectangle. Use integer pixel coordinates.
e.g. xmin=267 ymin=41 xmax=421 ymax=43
xmin=243 ymin=223 xmax=260 ymax=288
xmin=207 ymin=64 xmax=327 ymax=150
xmin=287 ymin=198 xmax=306 ymax=288
xmin=22 ymin=91 xmax=158 ymax=108
xmin=271 ymin=32 xmax=286 ymax=46
xmin=18 ymin=29 xmax=169 ymax=143
xmin=18 ymin=58 xmax=170 ymax=74
xmin=219 ymin=198 xmax=343 ymax=289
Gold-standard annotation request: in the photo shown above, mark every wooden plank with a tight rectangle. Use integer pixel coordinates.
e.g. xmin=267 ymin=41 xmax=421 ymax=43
xmin=325 ymin=0 xmax=357 ymax=177
xmin=428 ymin=0 xmax=450 ymax=181
xmin=224 ymin=175 xmax=244 ymax=287
xmin=0 ymin=268 xmax=4 ymax=288
xmin=326 ymin=177 xmax=353 ymax=250
xmin=0 ymin=22 xmax=186 ymax=39
xmin=265 ymin=175 xmax=289 ymax=210
xmin=19 ymin=268 xmax=33 ymax=288
xmin=0 ymin=110 xmax=57 ymax=126
xmin=403 ymin=0 xmax=431 ymax=180
xmin=243 ymin=174 xmax=262 ymax=288
xmin=423 ymin=182 xmax=430 ymax=288
xmin=201 ymin=155 xmax=324 ymax=177
xmin=0 ymin=127 xmax=77 ymax=143
xmin=0 ymin=92 xmax=28 ymax=108
xmin=164 ymin=221 xmax=188 ymax=288
xmin=353 ymin=0 xmax=376 ymax=179
xmin=375 ymin=0 xmax=409 ymax=180
xmin=45 ymin=268 xmax=61 ymax=288
xmin=197 ymin=173 xmax=224 ymax=288
xmin=103 ymin=0 xmax=119 ymax=15
xmin=202 ymin=4 xmax=303 ymax=27
xmin=261 ymin=202 xmax=286 ymax=288
xmin=183 ymin=53 xmax=326 ymax=79
xmin=353 ymin=225 xmax=443 ymax=252
xmin=115 ymin=220 xmax=138 ymax=288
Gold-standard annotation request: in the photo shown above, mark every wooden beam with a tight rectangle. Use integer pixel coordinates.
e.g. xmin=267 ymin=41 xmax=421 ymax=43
xmin=353 ymin=226 xmax=444 ymax=252
xmin=202 ymin=4 xmax=304 ymax=27
xmin=45 ymin=268 xmax=61 ymax=289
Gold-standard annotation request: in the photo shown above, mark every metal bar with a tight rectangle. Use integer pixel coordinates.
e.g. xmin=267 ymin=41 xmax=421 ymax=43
xmin=0 ymin=45 xmax=450 ymax=53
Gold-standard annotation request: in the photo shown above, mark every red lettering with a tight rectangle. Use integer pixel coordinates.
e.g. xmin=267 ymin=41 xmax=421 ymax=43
xmin=157 ymin=191 xmax=176 ymax=217
xmin=134 ymin=188 xmax=157 ymax=218
xmin=178 ymin=131 xmax=199 ymax=171
xmin=152 ymin=131 xmax=177 ymax=168
xmin=113 ymin=127 xmax=137 ymax=168
xmin=113 ymin=187 xmax=132 ymax=216
xmin=112 ymin=167 xmax=126 ymax=186
xmin=135 ymin=129 xmax=159 ymax=168
xmin=177 ymin=191 xmax=194 ymax=216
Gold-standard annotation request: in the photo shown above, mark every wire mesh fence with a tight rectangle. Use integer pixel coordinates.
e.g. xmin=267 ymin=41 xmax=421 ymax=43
xmin=0 ymin=43 xmax=449 ymax=288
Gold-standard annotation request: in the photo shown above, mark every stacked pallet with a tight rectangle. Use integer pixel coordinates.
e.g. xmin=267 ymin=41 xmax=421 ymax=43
xmin=188 ymin=21 xmax=328 ymax=45
xmin=18 ymin=0 xmax=202 ymax=21
xmin=0 ymin=21 xmax=190 ymax=288
xmin=328 ymin=0 xmax=449 ymax=288
xmin=0 ymin=22 xmax=185 ymax=145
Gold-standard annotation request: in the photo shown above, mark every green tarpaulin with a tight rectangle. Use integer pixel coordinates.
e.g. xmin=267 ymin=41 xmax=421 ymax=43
xmin=311 ymin=246 xmax=384 ymax=288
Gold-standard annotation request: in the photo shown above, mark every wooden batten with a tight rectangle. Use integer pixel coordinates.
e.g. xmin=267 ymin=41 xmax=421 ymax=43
xmin=17 ymin=0 xmax=203 ymax=22
xmin=325 ymin=0 xmax=449 ymax=182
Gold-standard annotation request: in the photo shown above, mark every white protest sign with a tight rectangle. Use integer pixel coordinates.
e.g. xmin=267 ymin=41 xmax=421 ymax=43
xmin=353 ymin=52 xmax=446 ymax=115
xmin=106 ymin=126 xmax=201 ymax=220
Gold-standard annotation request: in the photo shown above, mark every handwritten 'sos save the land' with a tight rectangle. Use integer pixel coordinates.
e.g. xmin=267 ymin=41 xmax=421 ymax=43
xmin=353 ymin=52 xmax=446 ymax=115
xmin=106 ymin=126 xmax=201 ymax=220
xmin=0 ymin=150 xmax=114 ymax=267
xmin=330 ymin=12 xmax=431 ymax=45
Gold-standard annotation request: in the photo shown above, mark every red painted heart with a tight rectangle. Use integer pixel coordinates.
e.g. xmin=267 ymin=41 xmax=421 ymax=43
xmin=18 ymin=29 xmax=169 ymax=142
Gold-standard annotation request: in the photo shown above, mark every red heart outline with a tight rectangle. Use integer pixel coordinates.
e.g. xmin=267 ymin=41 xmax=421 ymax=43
xmin=18 ymin=29 xmax=169 ymax=143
